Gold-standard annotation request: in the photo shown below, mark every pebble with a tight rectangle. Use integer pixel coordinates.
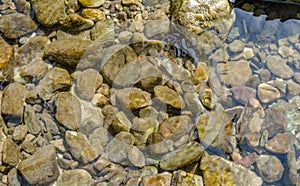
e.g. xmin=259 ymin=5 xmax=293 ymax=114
xmin=79 ymin=0 xmax=106 ymax=7
xmin=82 ymin=8 xmax=106 ymax=21
xmin=265 ymin=132 xmax=295 ymax=154
xmin=56 ymin=169 xmax=93 ymax=186
xmin=266 ymin=55 xmax=294 ymax=79
xmin=173 ymin=170 xmax=204 ymax=186
xmin=230 ymin=86 xmax=256 ymax=104
xmin=154 ymin=85 xmax=185 ymax=109
xmin=256 ymin=155 xmax=284 ymax=183
xmin=91 ymin=19 xmax=115 ymax=43
xmin=19 ymin=58 xmax=49 ymax=82
xmin=257 ymin=81 xmax=284 ymax=104
xmin=60 ymin=13 xmax=95 ymax=32
xmin=128 ymin=146 xmax=146 ymax=167
xmin=287 ymin=79 xmax=300 ymax=96
xmin=0 ymin=37 xmax=14 ymax=69
xmin=228 ymin=40 xmax=245 ymax=53
xmin=141 ymin=172 xmax=172 ymax=186
xmin=2 ymin=139 xmax=19 ymax=166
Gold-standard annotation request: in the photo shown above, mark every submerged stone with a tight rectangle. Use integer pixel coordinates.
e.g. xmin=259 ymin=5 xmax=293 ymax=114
xmin=0 ymin=37 xmax=13 ymax=69
xmin=154 ymin=85 xmax=185 ymax=109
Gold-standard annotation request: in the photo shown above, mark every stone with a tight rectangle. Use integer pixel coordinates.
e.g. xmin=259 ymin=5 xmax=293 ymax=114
xmin=91 ymin=20 xmax=115 ymax=43
xmin=114 ymin=88 xmax=152 ymax=110
xmin=112 ymin=60 xmax=141 ymax=87
xmin=0 ymin=37 xmax=13 ymax=69
xmin=88 ymin=127 xmax=109 ymax=154
xmin=24 ymin=105 xmax=41 ymax=134
xmin=79 ymin=0 xmax=106 ymax=7
xmin=106 ymin=132 xmax=134 ymax=163
xmin=128 ymin=146 xmax=145 ymax=167
xmin=256 ymin=155 xmax=284 ymax=183
xmin=74 ymin=69 xmax=103 ymax=100
xmin=82 ymin=9 xmax=106 ymax=22
xmin=200 ymin=152 xmax=263 ymax=186
xmin=54 ymin=92 xmax=81 ymax=130
xmin=60 ymin=13 xmax=94 ymax=32
xmin=56 ymin=169 xmax=93 ymax=186
xmin=142 ymin=0 xmax=164 ymax=6
xmin=242 ymin=47 xmax=254 ymax=59
xmin=141 ymin=172 xmax=172 ymax=186
xmin=122 ymin=0 xmax=139 ymax=5
xmin=1 ymin=83 xmax=27 ymax=123
xmin=262 ymin=106 xmax=288 ymax=138
xmin=161 ymin=58 xmax=191 ymax=81
xmin=266 ymin=55 xmax=294 ymax=79
xmin=172 ymin=170 xmax=203 ymax=186
xmin=193 ymin=62 xmax=209 ymax=84
xmin=34 ymin=0 xmax=66 ymax=26
xmin=12 ymin=125 xmax=28 ymax=141
xmin=230 ymin=86 xmax=256 ymax=104
xmin=19 ymin=58 xmax=49 ymax=82
xmin=139 ymin=59 xmax=163 ymax=91
xmin=159 ymin=142 xmax=204 ymax=170
xmin=210 ymin=47 xmax=229 ymax=62
xmin=36 ymin=67 xmax=71 ymax=100
xmin=287 ymin=79 xmax=300 ymax=96
xmin=2 ymin=139 xmax=19 ymax=166
xmin=184 ymin=92 xmax=205 ymax=114
xmin=228 ymin=40 xmax=244 ymax=53
xmin=18 ymin=145 xmax=59 ymax=185
xmin=278 ymin=46 xmax=295 ymax=58
xmin=118 ymin=31 xmax=133 ymax=43
xmin=265 ymin=132 xmax=295 ymax=154
xmin=154 ymin=85 xmax=185 ymax=109
xmin=217 ymin=60 xmax=252 ymax=87
xmin=144 ymin=20 xmax=170 ymax=38
xmin=7 ymin=168 xmax=20 ymax=186
xmin=65 ymin=131 xmax=99 ymax=164
xmin=257 ymin=81 xmax=284 ymax=104
xmin=159 ymin=115 xmax=193 ymax=141
xmin=112 ymin=111 xmax=132 ymax=133
xmin=131 ymin=117 xmax=159 ymax=146
xmin=44 ymin=39 xmax=92 ymax=68
xmin=0 ymin=13 xmax=36 ymax=38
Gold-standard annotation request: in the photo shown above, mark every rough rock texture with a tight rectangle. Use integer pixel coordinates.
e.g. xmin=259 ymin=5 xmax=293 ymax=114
xmin=154 ymin=85 xmax=185 ymax=109
xmin=0 ymin=37 xmax=14 ymax=69
xmin=256 ymin=155 xmax=284 ymax=183
xmin=266 ymin=55 xmax=294 ymax=79
xmin=172 ymin=170 xmax=204 ymax=186
xmin=59 ymin=13 xmax=95 ymax=32
xmin=0 ymin=13 xmax=36 ymax=38
xmin=2 ymin=139 xmax=19 ymax=166
xmin=265 ymin=132 xmax=295 ymax=154
xmin=56 ymin=169 xmax=93 ymax=186
xmin=79 ymin=0 xmax=106 ymax=7
xmin=18 ymin=145 xmax=59 ymax=185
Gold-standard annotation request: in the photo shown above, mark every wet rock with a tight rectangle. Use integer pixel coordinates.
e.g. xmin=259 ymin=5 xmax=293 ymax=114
xmin=217 ymin=60 xmax=252 ymax=86
xmin=65 ymin=131 xmax=99 ymax=164
xmin=88 ymin=127 xmax=109 ymax=154
xmin=210 ymin=46 xmax=229 ymax=62
xmin=56 ymin=169 xmax=93 ymax=186
xmin=172 ymin=170 xmax=203 ymax=186
xmin=2 ymin=139 xmax=19 ymax=166
xmin=278 ymin=46 xmax=295 ymax=58
xmin=44 ymin=39 xmax=92 ymax=68
xmin=1 ymin=83 xmax=27 ymax=123
xmin=184 ymin=92 xmax=204 ymax=114
xmin=161 ymin=58 xmax=191 ymax=81
xmin=256 ymin=154 xmax=284 ymax=183
xmin=200 ymin=86 xmax=217 ymax=109
xmin=287 ymin=148 xmax=298 ymax=185
xmin=122 ymin=0 xmax=139 ymax=5
xmin=114 ymin=88 xmax=152 ymax=110
xmin=261 ymin=106 xmax=288 ymax=138
xmin=193 ymin=62 xmax=209 ymax=84
xmin=19 ymin=58 xmax=49 ymax=82
xmin=12 ymin=125 xmax=28 ymax=141
xmin=141 ymin=172 xmax=172 ymax=185
xmin=33 ymin=0 xmax=66 ymax=26
xmin=287 ymin=79 xmax=300 ymax=96
xmin=139 ymin=59 xmax=163 ymax=91
xmin=118 ymin=31 xmax=133 ymax=43
xmin=60 ymin=13 xmax=94 ymax=32
xmin=74 ymin=69 xmax=103 ymax=100
xmin=144 ymin=20 xmax=170 ymax=38
xmin=18 ymin=145 xmax=59 ymax=185
xmin=8 ymin=168 xmax=20 ymax=186
xmin=113 ymin=60 xmax=141 ymax=87
xmin=230 ymin=86 xmax=256 ymax=104
xmin=159 ymin=142 xmax=204 ymax=170
xmin=131 ymin=117 xmax=159 ymax=146
xmin=92 ymin=93 xmax=108 ymax=107
xmin=91 ymin=20 xmax=115 ymax=43
xmin=36 ymin=67 xmax=71 ymax=100
xmin=82 ymin=9 xmax=106 ymax=22
xmin=228 ymin=40 xmax=244 ymax=53
xmin=257 ymin=81 xmax=284 ymax=104
xmin=54 ymin=92 xmax=81 ymax=130
xmin=142 ymin=0 xmax=164 ymax=6
xmin=0 ymin=13 xmax=36 ymax=38
xmin=154 ymin=85 xmax=185 ymax=109
xmin=79 ymin=0 xmax=106 ymax=7
xmin=128 ymin=146 xmax=145 ymax=167
xmin=112 ymin=111 xmax=132 ymax=133
xmin=14 ymin=0 xmax=31 ymax=16
xmin=56 ymin=29 xmax=91 ymax=41
xmin=159 ymin=115 xmax=193 ymax=141
xmin=237 ymin=98 xmax=264 ymax=147
xmin=267 ymin=55 xmax=294 ymax=79
xmin=101 ymin=45 xmax=137 ymax=84
xmin=0 ymin=37 xmax=13 ymax=69
xmin=106 ymin=132 xmax=134 ymax=163
xmin=265 ymin=132 xmax=295 ymax=154
xmin=200 ymin=152 xmax=263 ymax=186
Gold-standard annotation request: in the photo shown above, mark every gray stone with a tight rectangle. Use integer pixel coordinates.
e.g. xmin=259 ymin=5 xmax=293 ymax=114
xmin=91 ymin=20 xmax=115 ymax=43
xmin=65 ymin=131 xmax=99 ymax=164
xmin=161 ymin=58 xmax=191 ymax=81
xmin=12 ymin=125 xmax=28 ymax=141
xmin=287 ymin=79 xmax=300 ymax=96
xmin=159 ymin=142 xmax=204 ymax=170
xmin=34 ymin=0 xmax=66 ymax=26
xmin=112 ymin=111 xmax=132 ymax=133
xmin=19 ymin=58 xmax=49 ymax=82
xmin=2 ymin=139 xmax=19 ymax=166
xmin=0 ymin=13 xmax=36 ymax=38
xmin=266 ymin=55 xmax=294 ymax=79
xmin=54 ymin=92 xmax=81 ymax=130
xmin=265 ymin=132 xmax=295 ymax=154
xmin=18 ymin=145 xmax=59 ymax=185
xmin=257 ymin=81 xmax=284 ymax=104
xmin=88 ymin=127 xmax=109 ymax=154
xmin=228 ymin=40 xmax=244 ymax=53
xmin=256 ymin=155 xmax=284 ymax=183
xmin=56 ymin=169 xmax=93 ymax=186
xmin=230 ymin=86 xmax=256 ymax=104
xmin=8 ymin=168 xmax=20 ymax=186
xmin=128 ymin=146 xmax=145 ymax=168
xmin=118 ymin=31 xmax=133 ymax=43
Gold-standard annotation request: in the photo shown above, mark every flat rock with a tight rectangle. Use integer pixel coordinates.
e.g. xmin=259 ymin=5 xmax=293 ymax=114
xmin=34 ymin=0 xmax=66 ymax=26
xmin=257 ymin=81 xmax=284 ymax=104
xmin=56 ymin=169 xmax=93 ymax=186
xmin=266 ymin=55 xmax=294 ymax=79
xmin=91 ymin=20 xmax=115 ymax=43
xmin=18 ymin=145 xmax=59 ymax=185
xmin=60 ymin=13 xmax=94 ymax=32
xmin=161 ymin=58 xmax=191 ymax=81
xmin=0 ymin=13 xmax=36 ymax=38
xmin=36 ymin=67 xmax=71 ymax=100
xmin=231 ymin=86 xmax=256 ymax=104
xmin=287 ymin=79 xmax=300 ymax=96
xmin=128 ymin=146 xmax=146 ymax=168
xmin=24 ymin=105 xmax=42 ymax=134
xmin=256 ymin=155 xmax=284 ymax=183
xmin=131 ymin=117 xmax=159 ymax=146
xmin=44 ymin=39 xmax=92 ymax=68
xmin=265 ymin=132 xmax=295 ymax=154
xmin=200 ymin=152 xmax=263 ymax=186
xmin=2 ymin=139 xmax=19 ymax=166
xmin=154 ymin=85 xmax=185 ymax=109
xmin=19 ymin=58 xmax=49 ymax=82
xmin=79 ymin=0 xmax=106 ymax=7
xmin=74 ymin=69 xmax=103 ymax=100
xmin=228 ymin=40 xmax=244 ymax=53
xmin=0 ymin=37 xmax=14 ymax=69
xmin=159 ymin=142 xmax=204 ymax=170
xmin=54 ymin=92 xmax=81 ymax=130
xmin=217 ymin=60 xmax=252 ymax=87
xmin=65 ymin=131 xmax=99 ymax=164
xmin=1 ymin=83 xmax=27 ymax=123
xmin=88 ymin=127 xmax=109 ymax=154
